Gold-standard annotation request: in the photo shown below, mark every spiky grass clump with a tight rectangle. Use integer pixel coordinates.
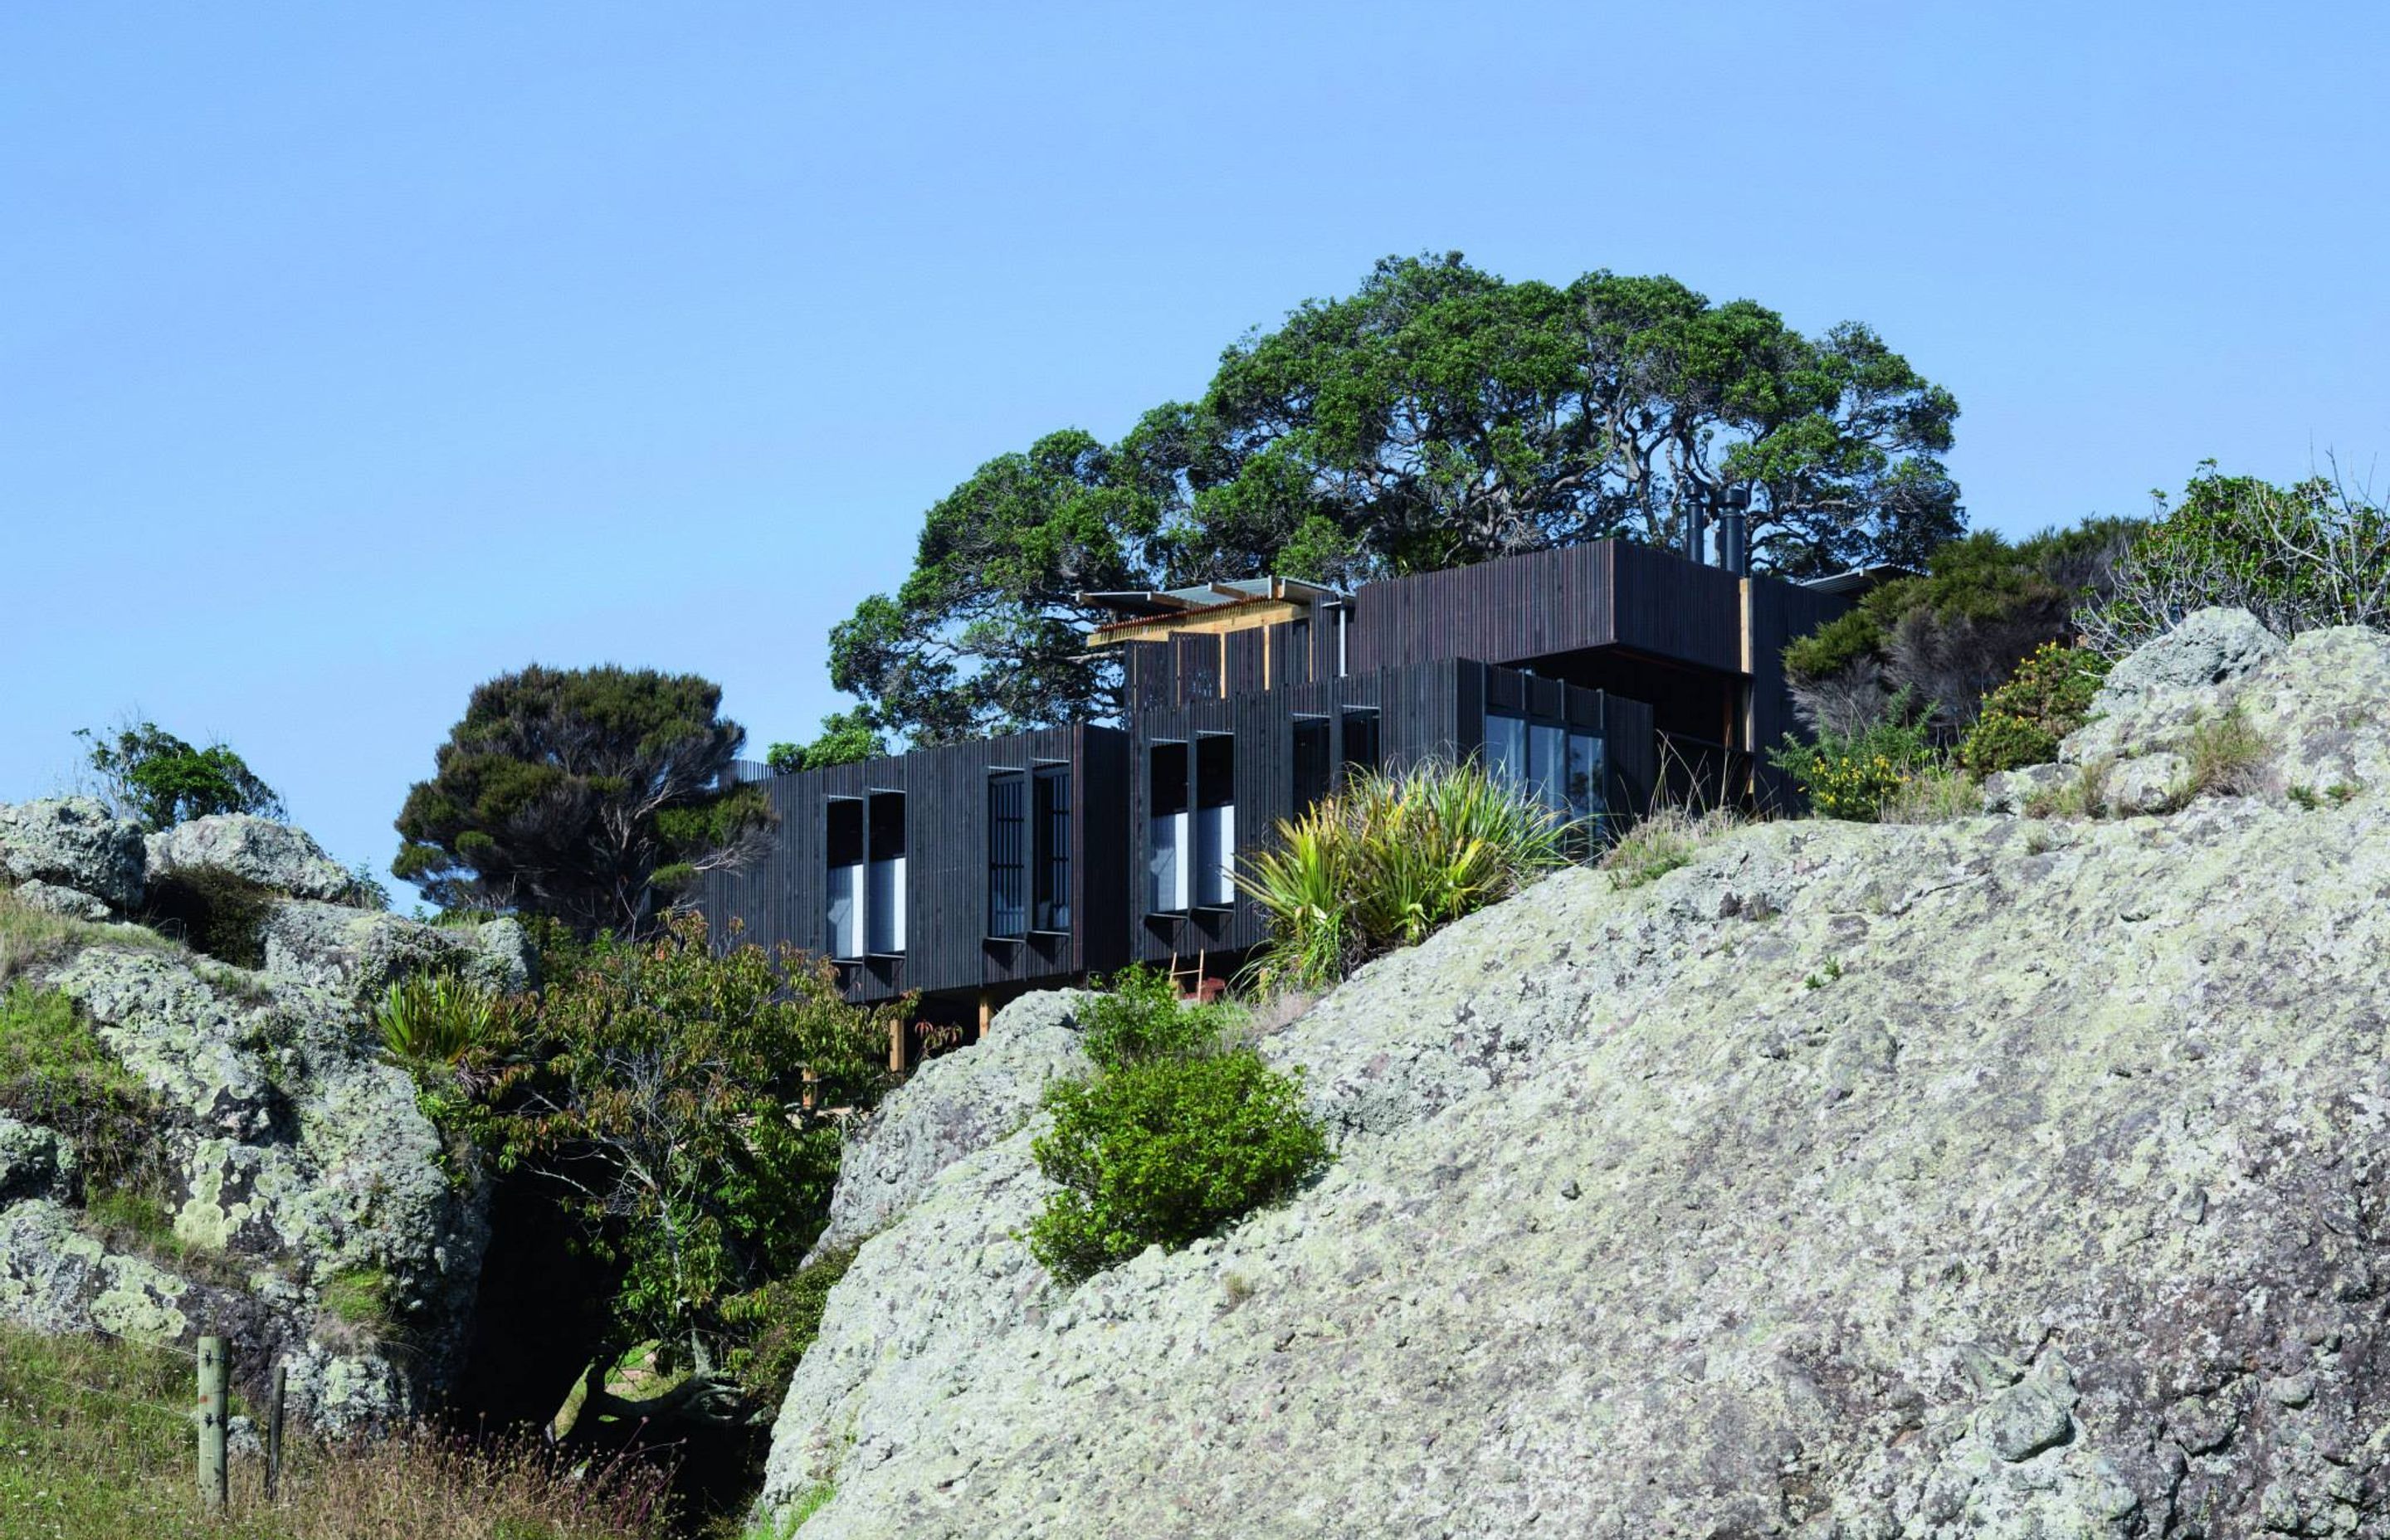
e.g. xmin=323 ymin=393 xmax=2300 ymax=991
xmin=1599 ymin=806 xmax=1748 ymax=889
xmin=1237 ymin=760 xmax=1572 ymax=992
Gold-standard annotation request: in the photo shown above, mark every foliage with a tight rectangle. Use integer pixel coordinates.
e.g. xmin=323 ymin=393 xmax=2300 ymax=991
xmin=509 ymin=914 xmax=902 ymax=1382
xmin=2079 ymin=462 xmax=2390 ymax=655
xmin=394 ymin=665 xmax=773 ymax=938
xmin=837 ymin=253 xmax=1963 ymax=743
xmin=0 ymin=982 xmax=175 ymax=1219
xmin=0 ymin=1323 xmax=675 ymax=1539
xmin=1956 ymin=643 xmax=2111 ymax=777
xmin=1599 ymin=806 xmax=1749 ymax=889
xmin=75 ymin=719 xmax=286 ymax=831
xmin=378 ymin=973 xmax=516 ymax=1070
xmin=1768 ymin=695 xmax=1940 ymax=821
xmin=1236 ymin=759 xmax=1573 ymax=992
xmin=321 ymin=1266 xmax=396 ymax=1331
xmin=1077 ymin=964 xmax=1241 ymax=1069
xmin=1783 ymin=518 xmax=2135 ymax=738
xmin=344 ymin=860 xmax=393 ymax=912
xmin=1027 ymin=976 xmax=1326 ymax=1284
xmin=1877 ymin=763 xmax=1983 ymax=824
xmin=719 ymin=1244 xmax=859 ymax=1413
xmin=145 ymin=864 xmax=276 ymax=967
xmin=763 ymin=709 xmax=888 ymax=776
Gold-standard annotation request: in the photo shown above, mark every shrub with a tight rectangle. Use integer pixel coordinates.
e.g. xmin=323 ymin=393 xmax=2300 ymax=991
xmin=378 ymin=972 xmax=515 ymax=1069
xmin=2080 ymin=462 xmax=2390 ymax=655
xmin=1878 ymin=763 xmax=1982 ymax=824
xmin=720 ymin=1244 xmax=859 ymax=1412
xmin=1238 ymin=760 xmax=1571 ymax=991
xmin=1027 ymin=971 xmax=1327 ymax=1284
xmin=73 ymin=719 xmax=286 ymax=830
xmin=1768 ymin=696 xmax=1940 ymax=821
xmin=144 ymin=865 xmax=276 ymax=967
xmin=1028 ymin=1050 xmax=1327 ymax=1284
xmin=1957 ymin=643 xmax=2111 ymax=777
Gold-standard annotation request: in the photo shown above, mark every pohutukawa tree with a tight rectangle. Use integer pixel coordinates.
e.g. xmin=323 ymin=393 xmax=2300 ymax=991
xmin=832 ymin=251 xmax=1963 ymax=746
xmin=393 ymin=665 xmax=771 ymax=937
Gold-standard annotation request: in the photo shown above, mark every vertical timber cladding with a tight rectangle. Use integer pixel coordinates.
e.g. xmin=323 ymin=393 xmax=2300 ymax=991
xmin=696 ymin=723 xmax=1131 ymax=1006
xmin=1745 ymin=573 xmax=1853 ymax=807
xmin=1346 ymin=541 xmax=1619 ymax=672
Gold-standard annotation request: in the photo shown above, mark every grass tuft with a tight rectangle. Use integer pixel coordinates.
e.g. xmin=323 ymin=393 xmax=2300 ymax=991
xmin=1600 ymin=806 xmax=1747 ymax=889
xmin=2182 ymin=704 xmax=2270 ymax=799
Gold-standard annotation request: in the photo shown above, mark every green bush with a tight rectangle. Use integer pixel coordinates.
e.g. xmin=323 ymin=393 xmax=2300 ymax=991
xmin=1956 ymin=642 xmax=2110 ymax=777
xmin=1598 ymin=806 xmax=1748 ymax=889
xmin=1028 ymin=1050 xmax=1327 ymax=1284
xmin=720 ymin=1244 xmax=860 ymax=1412
xmin=2080 ymin=463 xmax=2390 ymax=655
xmin=1237 ymin=760 xmax=1571 ymax=992
xmin=144 ymin=865 xmax=276 ymax=967
xmin=1768 ymin=697 xmax=1941 ymax=821
xmin=1027 ymin=972 xmax=1326 ymax=1284
xmin=378 ymin=973 xmax=515 ymax=1068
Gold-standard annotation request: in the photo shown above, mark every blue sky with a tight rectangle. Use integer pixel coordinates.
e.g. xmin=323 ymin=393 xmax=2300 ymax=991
xmin=5 ymin=2 xmax=2386 ymax=894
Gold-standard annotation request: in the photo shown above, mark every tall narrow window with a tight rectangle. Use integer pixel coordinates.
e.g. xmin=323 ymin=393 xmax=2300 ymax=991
xmin=1194 ymin=733 xmax=1236 ymax=908
xmin=1566 ymin=732 xmax=1607 ymax=827
xmin=1485 ymin=712 xmax=1528 ymax=793
xmin=1529 ymin=722 xmax=1568 ymax=817
xmin=825 ymin=798 xmax=864 ymax=959
xmin=988 ymin=772 xmax=1027 ymax=939
xmin=1032 ymin=764 xmax=1071 ymax=931
xmin=1339 ymin=709 xmax=1379 ymax=782
xmin=1149 ymin=741 xmax=1189 ymax=912
xmin=1291 ymin=716 xmax=1331 ymax=812
xmin=866 ymin=792 xmax=906 ymax=953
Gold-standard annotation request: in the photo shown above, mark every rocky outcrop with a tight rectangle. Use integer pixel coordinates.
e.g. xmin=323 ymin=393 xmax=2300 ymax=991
xmin=148 ymin=813 xmax=358 ymax=904
xmin=759 ymin=618 xmax=2390 ymax=1539
xmin=0 ymin=797 xmax=144 ymax=910
xmin=261 ymin=901 xmax=534 ymax=1009
xmin=810 ymin=991 xmax=1090 ymax=1260
xmin=0 ymin=809 xmax=492 ymax=1435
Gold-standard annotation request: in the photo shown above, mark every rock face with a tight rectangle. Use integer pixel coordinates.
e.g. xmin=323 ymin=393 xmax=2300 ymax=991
xmin=809 ymin=991 xmax=1090 ymax=1260
xmin=148 ymin=813 xmax=359 ymax=904
xmin=760 ymin=617 xmax=2390 ymax=1539
xmin=0 ymin=797 xmax=145 ymax=910
xmin=0 ymin=811 xmax=491 ymax=1435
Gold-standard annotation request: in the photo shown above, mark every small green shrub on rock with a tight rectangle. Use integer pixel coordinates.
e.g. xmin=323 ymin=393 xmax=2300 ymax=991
xmin=1600 ymin=807 xmax=1746 ymax=889
xmin=0 ymin=982 xmax=173 ymax=1210
xmin=1027 ymin=970 xmax=1326 ymax=1284
xmin=1768 ymin=698 xmax=1939 ymax=821
xmin=721 ymin=1244 xmax=860 ymax=1411
xmin=1957 ymin=643 xmax=2110 ymax=777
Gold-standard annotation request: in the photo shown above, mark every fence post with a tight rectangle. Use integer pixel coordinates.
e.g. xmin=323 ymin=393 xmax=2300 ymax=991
xmin=196 ymin=1333 xmax=229 ymax=1515
xmin=266 ymin=1358 xmax=287 ymax=1503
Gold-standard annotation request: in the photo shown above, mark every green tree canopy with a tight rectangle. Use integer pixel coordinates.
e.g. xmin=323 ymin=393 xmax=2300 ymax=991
xmin=834 ymin=253 xmax=1963 ymax=744
xmin=76 ymin=721 xmax=286 ymax=831
xmin=393 ymin=665 xmax=769 ymax=938
xmin=763 ymin=708 xmax=889 ymax=776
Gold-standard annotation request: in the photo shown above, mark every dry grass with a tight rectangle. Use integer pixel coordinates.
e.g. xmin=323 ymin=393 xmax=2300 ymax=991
xmin=1877 ymin=764 xmax=1983 ymax=825
xmin=0 ymin=885 xmax=175 ymax=986
xmin=0 ymin=1324 xmax=675 ymax=1540
xmin=2183 ymin=704 xmax=2271 ymax=798
xmin=1600 ymin=806 xmax=1749 ymax=889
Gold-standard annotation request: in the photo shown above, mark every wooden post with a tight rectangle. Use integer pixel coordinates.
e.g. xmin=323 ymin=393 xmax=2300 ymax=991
xmin=266 ymin=1358 xmax=286 ymax=1503
xmin=197 ymin=1333 xmax=229 ymax=1515
xmin=976 ymin=991 xmax=993 ymax=1042
xmin=887 ymin=1017 xmax=905 ymax=1075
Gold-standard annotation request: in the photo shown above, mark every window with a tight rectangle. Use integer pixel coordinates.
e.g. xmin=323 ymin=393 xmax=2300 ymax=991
xmin=865 ymin=792 xmax=906 ymax=953
xmin=1485 ymin=712 xmax=1528 ymax=791
xmin=825 ymin=798 xmax=864 ymax=958
xmin=1148 ymin=741 xmax=1190 ymax=912
xmin=988 ymin=773 xmax=1027 ymax=939
xmin=1291 ymin=716 xmax=1331 ymax=813
xmin=1033 ymin=765 xmax=1071 ymax=932
xmin=1339 ymin=709 xmax=1379 ymax=782
xmin=1530 ymin=723 xmax=1568 ymax=817
xmin=1195 ymin=733 xmax=1236 ymax=908
xmin=1566 ymin=732 xmax=1606 ymax=827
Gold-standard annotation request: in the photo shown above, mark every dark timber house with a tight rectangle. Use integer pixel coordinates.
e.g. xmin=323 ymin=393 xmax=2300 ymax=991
xmin=699 ymin=536 xmax=1851 ymax=1052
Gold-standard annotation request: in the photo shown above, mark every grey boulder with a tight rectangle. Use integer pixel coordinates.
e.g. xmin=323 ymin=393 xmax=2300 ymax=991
xmin=0 ymin=798 xmax=144 ymax=910
xmin=148 ymin=814 xmax=357 ymax=903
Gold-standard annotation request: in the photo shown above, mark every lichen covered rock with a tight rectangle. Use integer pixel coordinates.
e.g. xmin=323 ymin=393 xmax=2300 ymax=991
xmin=808 ymin=991 xmax=1089 ymax=1261
xmin=0 ymin=797 xmax=144 ymax=910
xmin=147 ymin=814 xmax=358 ymax=903
xmin=758 ymin=622 xmax=2390 ymax=1539
xmin=261 ymin=901 xmax=533 ymax=1010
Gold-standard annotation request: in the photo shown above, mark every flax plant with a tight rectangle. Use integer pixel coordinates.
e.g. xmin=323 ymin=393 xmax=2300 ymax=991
xmin=1237 ymin=759 xmax=1571 ymax=992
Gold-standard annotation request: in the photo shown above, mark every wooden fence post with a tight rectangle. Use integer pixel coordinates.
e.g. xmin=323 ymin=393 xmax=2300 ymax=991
xmin=196 ymin=1333 xmax=229 ymax=1515
xmin=266 ymin=1358 xmax=287 ymax=1503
